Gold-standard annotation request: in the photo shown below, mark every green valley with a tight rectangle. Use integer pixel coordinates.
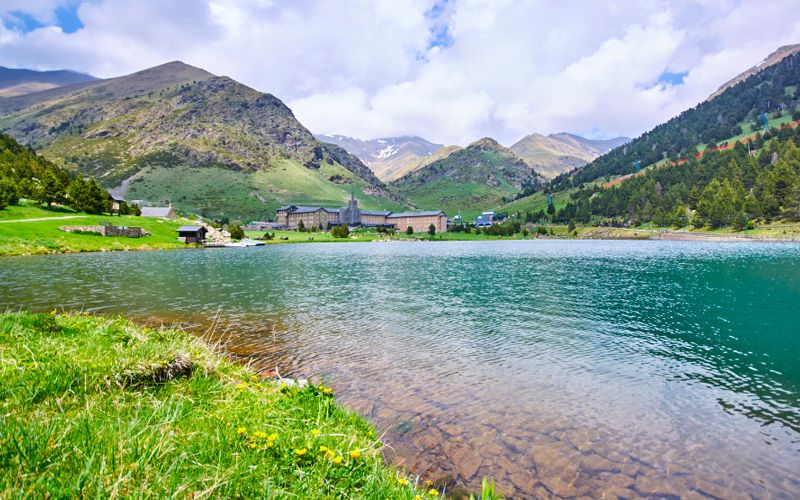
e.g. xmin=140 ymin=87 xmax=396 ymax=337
xmin=0 ymin=62 xmax=397 ymax=221
xmin=390 ymin=138 xmax=544 ymax=218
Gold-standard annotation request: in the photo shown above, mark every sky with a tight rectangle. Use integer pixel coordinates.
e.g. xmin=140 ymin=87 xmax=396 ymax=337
xmin=1 ymin=0 xmax=799 ymax=146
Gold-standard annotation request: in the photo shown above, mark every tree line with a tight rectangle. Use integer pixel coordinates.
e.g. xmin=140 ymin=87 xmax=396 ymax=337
xmin=550 ymin=52 xmax=800 ymax=192
xmin=555 ymin=125 xmax=800 ymax=229
xmin=0 ymin=133 xmax=138 ymax=214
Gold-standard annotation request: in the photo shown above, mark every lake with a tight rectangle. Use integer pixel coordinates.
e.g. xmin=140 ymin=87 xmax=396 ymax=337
xmin=1 ymin=240 xmax=799 ymax=497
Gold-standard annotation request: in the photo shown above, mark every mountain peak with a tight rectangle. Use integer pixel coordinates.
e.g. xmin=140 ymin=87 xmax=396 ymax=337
xmin=467 ymin=137 xmax=504 ymax=151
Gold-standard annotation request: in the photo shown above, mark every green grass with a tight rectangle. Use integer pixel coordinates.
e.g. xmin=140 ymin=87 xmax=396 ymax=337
xmin=0 ymin=201 xmax=192 ymax=256
xmin=499 ymin=189 xmax=574 ymax=215
xmin=0 ymin=311 xmax=431 ymax=498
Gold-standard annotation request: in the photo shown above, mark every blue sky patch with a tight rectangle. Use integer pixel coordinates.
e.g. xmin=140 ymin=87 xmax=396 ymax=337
xmin=56 ymin=4 xmax=84 ymax=34
xmin=657 ymin=70 xmax=689 ymax=86
xmin=4 ymin=11 xmax=45 ymax=33
xmin=425 ymin=0 xmax=454 ymax=50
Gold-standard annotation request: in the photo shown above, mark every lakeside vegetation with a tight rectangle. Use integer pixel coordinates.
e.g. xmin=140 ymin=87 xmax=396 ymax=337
xmin=0 ymin=201 xmax=190 ymax=256
xmin=0 ymin=311 xmax=438 ymax=498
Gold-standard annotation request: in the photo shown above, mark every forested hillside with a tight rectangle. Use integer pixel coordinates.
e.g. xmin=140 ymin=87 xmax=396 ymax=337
xmin=550 ymin=50 xmax=800 ymax=191
xmin=556 ymin=126 xmax=800 ymax=228
xmin=0 ymin=132 xmax=115 ymax=214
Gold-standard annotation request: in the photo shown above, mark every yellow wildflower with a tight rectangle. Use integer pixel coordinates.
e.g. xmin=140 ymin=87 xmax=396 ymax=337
xmin=248 ymin=443 xmax=257 ymax=449
xmin=310 ymin=428 xmax=321 ymax=436
xmin=349 ymin=450 xmax=362 ymax=459
xmin=236 ymin=427 xmax=247 ymax=435
xmin=252 ymin=431 xmax=267 ymax=439
xmin=318 ymin=445 xmax=329 ymax=453
xmin=426 ymin=480 xmax=432 ymax=487
xmin=398 ymin=478 xmax=408 ymax=486
xmin=322 ymin=387 xmax=333 ymax=395
xmin=295 ymin=448 xmax=307 ymax=457
xmin=268 ymin=433 xmax=278 ymax=441
xmin=414 ymin=496 xmax=422 ymax=500
xmin=428 ymin=489 xmax=439 ymax=497
xmin=332 ymin=455 xmax=343 ymax=465
xmin=325 ymin=450 xmax=335 ymax=459
xmin=236 ymin=382 xmax=248 ymax=390
xmin=50 ymin=309 xmax=57 ymax=315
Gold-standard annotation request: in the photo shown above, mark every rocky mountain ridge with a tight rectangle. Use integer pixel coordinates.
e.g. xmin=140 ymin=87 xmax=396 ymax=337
xmin=316 ymin=134 xmax=445 ymax=181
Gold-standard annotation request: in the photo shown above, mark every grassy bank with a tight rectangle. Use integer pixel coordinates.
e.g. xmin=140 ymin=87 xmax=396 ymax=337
xmin=0 ymin=201 xmax=192 ymax=256
xmin=0 ymin=311 xmax=432 ymax=498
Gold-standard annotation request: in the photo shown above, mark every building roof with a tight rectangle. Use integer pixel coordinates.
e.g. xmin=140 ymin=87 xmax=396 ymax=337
xmin=386 ymin=211 xmax=445 ymax=218
xmin=276 ymin=205 xmax=297 ymax=212
xmin=141 ymin=207 xmax=174 ymax=217
xmin=361 ymin=210 xmax=391 ymax=216
xmin=290 ymin=206 xmax=326 ymax=214
xmin=177 ymin=225 xmax=205 ymax=232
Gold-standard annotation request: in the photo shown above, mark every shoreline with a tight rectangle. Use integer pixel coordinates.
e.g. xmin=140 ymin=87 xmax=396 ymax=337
xmin=2 ymin=228 xmax=799 ymax=257
xmin=0 ymin=311 xmax=444 ymax=498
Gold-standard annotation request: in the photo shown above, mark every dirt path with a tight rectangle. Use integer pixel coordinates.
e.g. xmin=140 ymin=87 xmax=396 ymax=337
xmin=0 ymin=215 xmax=89 ymax=223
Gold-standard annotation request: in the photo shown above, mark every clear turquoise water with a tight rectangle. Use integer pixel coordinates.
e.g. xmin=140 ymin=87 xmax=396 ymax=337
xmin=1 ymin=240 xmax=798 ymax=496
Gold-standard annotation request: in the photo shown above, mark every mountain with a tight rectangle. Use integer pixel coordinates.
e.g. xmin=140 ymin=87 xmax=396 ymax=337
xmin=390 ymin=137 xmax=544 ymax=217
xmin=707 ymin=44 xmax=800 ymax=101
xmin=549 ymin=45 xmax=800 ymax=192
xmin=509 ymin=132 xmax=629 ymax=178
xmin=0 ymin=67 xmax=97 ymax=97
xmin=0 ymin=61 xmax=400 ymax=220
xmin=316 ymin=134 xmax=445 ymax=181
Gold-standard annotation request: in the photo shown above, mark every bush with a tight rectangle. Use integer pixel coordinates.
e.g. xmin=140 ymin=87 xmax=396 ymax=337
xmin=428 ymin=224 xmax=436 ymax=237
xmin=297 ymin=220 xmax=306 ymax=232
xmin=67 ymin=177 xmax=108 ymax=214
xmin=331 ymin=225 xmax=350 ymax=238
xmin=228 ymin=224 xmax=245 ymax=240
xmin=405 ymin=226 xmax=413 ymax=235
xmin=262 ymin=232 xmax=275 ymax=241
xmin=568 ymin=220 xmax=576 ymax=231
xmin=0 ymin=178 xmax=20 ymax=210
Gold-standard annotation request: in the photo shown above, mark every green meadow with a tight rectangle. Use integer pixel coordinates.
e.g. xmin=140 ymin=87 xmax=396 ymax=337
xmin=0 ymin=201 xmax=190 ymax=256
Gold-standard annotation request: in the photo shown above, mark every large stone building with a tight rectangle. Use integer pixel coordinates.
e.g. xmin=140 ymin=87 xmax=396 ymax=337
xmin=386 ymin=211 xmax=448 ymax=234
xmin=275 ymin=195 xmax=447 ymax=232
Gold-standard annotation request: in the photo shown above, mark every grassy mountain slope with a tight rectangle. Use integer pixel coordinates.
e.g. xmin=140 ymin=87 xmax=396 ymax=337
xmin=316 ymin=134 xmax=445 ymax=181
xmin=509 ymin=132 xmax=628 ymax=178
xmin=0 ymin=61 xmax=395 ymax=220
xmin=390 ymin=138 xmax=544 ymax=217
xmin=0 ymin=66 xmax=97 ymax=97
xmin=549 ymin=47 xmax=800 ymax=192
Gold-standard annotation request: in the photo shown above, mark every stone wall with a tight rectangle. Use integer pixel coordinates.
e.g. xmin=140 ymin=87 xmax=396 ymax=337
xmin=60 ymin=225 xmax=150 ymax=238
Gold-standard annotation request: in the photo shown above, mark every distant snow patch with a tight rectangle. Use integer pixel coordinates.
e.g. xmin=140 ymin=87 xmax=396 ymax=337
xmin=375 ymin=144 xmax=398 ymax=159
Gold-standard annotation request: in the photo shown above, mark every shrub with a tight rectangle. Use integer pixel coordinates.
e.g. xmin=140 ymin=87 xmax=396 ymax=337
xmin=331 ymin=225 xmax=350 ymax=238
xmin=405 ymin=226 xmax=413 ymax=235
xmin=228 ymin=224 xmax=245 ymax=240
xmin=428 ymin=224 xmax=436 ymax=237
xmin=0 ymin=178 xmax=19 ymax=210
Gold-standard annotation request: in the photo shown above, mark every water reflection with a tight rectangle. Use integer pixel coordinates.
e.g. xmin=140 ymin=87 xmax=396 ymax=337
xmin=1 ymin=240 xmax=799 ymax=497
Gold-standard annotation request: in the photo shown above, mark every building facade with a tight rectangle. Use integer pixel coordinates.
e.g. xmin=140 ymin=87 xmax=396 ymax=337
xmin=275 ymin=198 xmax=447 ymax=232
xmin=386 ymin=211 xmax=448 ymax=234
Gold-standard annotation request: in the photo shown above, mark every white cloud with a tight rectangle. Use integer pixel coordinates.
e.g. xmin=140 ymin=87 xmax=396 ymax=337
xmin=1 ymin=0 xmax=799 ymax=145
